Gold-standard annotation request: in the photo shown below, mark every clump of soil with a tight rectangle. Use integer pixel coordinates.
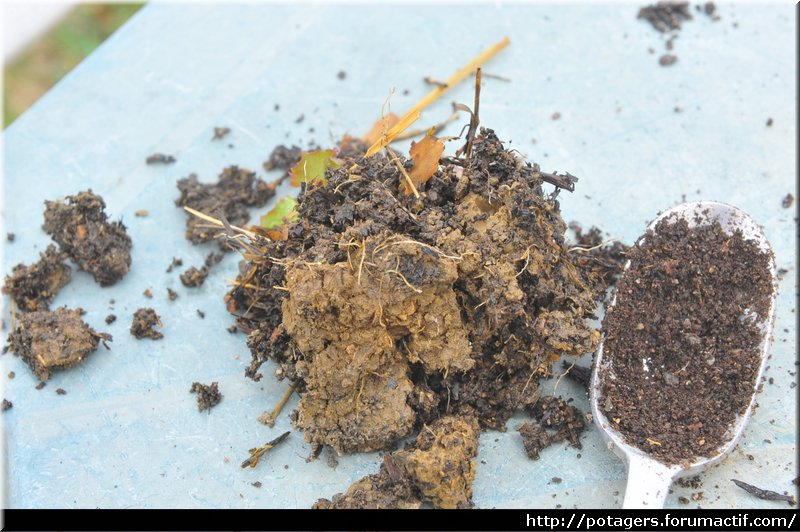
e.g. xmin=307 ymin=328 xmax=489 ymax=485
xmin=569 ymin=223 xmax=629 ymax=301
xmin=638 ymin=2 xmax=692 ymax=33
xmin=314 ymin=416 xmax=479 ymax=509
xmin=3 ymin=244 xmax=72 ymax=311
xmin=175 ymin=166 xmax=275 ymax=249
xmin=6 ymin=307 xmax=111 ymax=381
xmin=130 ymin=308 xmax=164 ymax=340
xmin=180 ymin=266 xmax=209 ymax=288
xmin=598 ymin=217 xmax=772 ymax=464
xmin=227 ymin=129 xmax=603 ymax=460
xmin=190 ymin=381 xmax=222 ymax=412
xmin=263 ymin=145 xmax=302 ymax=172
xmin=517 ymin=395 xmax=588 ymax=460
xmin=42 ymin=190 xmax=132 ymax=286
xmin=2 ymin=399 xmax=13 ymax=412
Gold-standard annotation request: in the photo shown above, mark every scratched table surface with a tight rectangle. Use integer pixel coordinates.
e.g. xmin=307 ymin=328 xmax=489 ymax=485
xmin=1 ymin=3 xmax=796 ymax=509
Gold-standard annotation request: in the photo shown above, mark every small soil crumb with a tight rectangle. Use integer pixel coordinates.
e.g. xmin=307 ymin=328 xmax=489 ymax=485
xmin=263 ymin=145 xmax=302 ymax=172
xmin=295 ymin=114 xmax=305 ymax=124
xmin=561 ymin=361 xmax=592 ymax=390
xmin=175 ymin=166 xmax=275 ymax=249
xmin=166 ymin=257 xmax=183 ymax=273
xmin=2 ymin=399 xmax=12 ymax=412
xmin=130 ymin=308 xmax=164 ymax=340
xmin=7 ymin=307 xmax=111 ymax=381
xmin=599 ymin=217 xmax=772 ymax=464
xmin=325 ymin=447 xmax=339 ymax=469
xmin=551 ymin=476 xmax=562 ymax=484
xmin=146 ymin=153 xmax=176 ymax=165
xmin=134 ymin=209 xmax=149 ymax=217
xmin=166 ymin=288 xmax=178 ymax=301
xmin=518 ymin=421 xmax=551 ymax=460
xmin=105 ymin=314 xmax=117 ymax=324
xmin=35 ymin=382 xmax=46 ymax=390
xmin=678 ymin=496 xmax=690 ymax=504
xmin=3 ymin=244 xmax=72 ymax=311
xmin=251 ymin=481 xmax=262 ymax=488
xmin=227 ymin=324 xmax=238 ymax=334
xmin=143 ymin=288 xmax=153 ymax=299
xmin=315 ymin=416 xmax=479 ymax=509
xmin=190 ymin=381 xmax=222 ymax=412
xmin=213 ymin=127 xmax=231 ymax=140
xmin=639 ymin=2 xmax=693 ymax=32
xmin=180 ymin=266 xmax=209 ymax=287
xmin=337 ymin=70 xmax=347 ymax=80
xmin=659 ymin=54 xmax=678 ymax=66
xmin=196 ymin=309 xmax=205 ymax=319
xmin=551 ymin=111 xmax=561 ymax=120
xmin=56 ymin=388 xmax=67 ymax=395
xmin=781 ymin=194 xmax=793 ymax=209
xmin=43 ymin=190 xmax=132 ymax=286
xmin=205 ymin=251 xmax=224 ymax=268
xmin=8 ymin=372 xmax=15 ymax=379
xmin=766 ymin=117 xmax=774 ymax=127
xmin=7 ymin=233 xmax=15 ymax=242
xmin=528 ymin=396 xmax=587 ymax=449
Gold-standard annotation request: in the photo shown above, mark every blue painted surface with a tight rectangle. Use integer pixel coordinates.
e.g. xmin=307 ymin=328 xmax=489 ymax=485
xmin=1 ymin=3 xmax=795 ymax=508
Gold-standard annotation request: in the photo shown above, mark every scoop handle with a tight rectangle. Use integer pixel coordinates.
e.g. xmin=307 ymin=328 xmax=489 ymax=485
xmin=622 ymin=455 xmax=675 ymax=508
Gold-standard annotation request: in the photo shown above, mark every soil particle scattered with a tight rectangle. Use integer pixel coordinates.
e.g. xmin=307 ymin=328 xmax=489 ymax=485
xmin=8 ymin=372 xmax=15 ymax=379
xmin=35 ymin=381 xmax=46 ymax=390
xmin=766 ymin=117 xmax=774 ymax=127
xmin=782 ymin=194 xmax=793 ymax=209
xmin=251 ymin=481 xmax=262 ymax=488
xmin=659 ymin=54 xmax=678 ymax=66
xmin=7 ymin=307 xmax=111 ymax=381
xmin=205 ymin=251 xmax=224 ymax=268
xmin=2 ymin=399 xmax=11 ymax=412
xmin=263 ymin=145 xmax=302 ymax=172
xmin=180 ymin=266 xmax=209 ymax=288
xmin=190 ymin=381 xmax=222 ymax=412
xmin=337 ymin=70 xmax=347 ymax=80
xmin=196 ymin=309 xmax=205 ymax=319
xmin=518 ymin=421 xmax=551 ymax=460
xmin=213 ymin=127 xmax=231 ymax=140
xmin=43 ymin=190 xmax=132 ymax=286
xmin=3 ymin=244 xmax=72 ymax=311
xmin=130 ymin=308 xmax=164 ymax=340
xmin=166 ymin=257 xmax=183 ymax=273
xmin=599 ymin=217 xmax=772 ymax=464
xmin=134 ymin=209 xmax=149 ymax=217
xmin=678 ymin=495 xmax=690 ymax=504
xmin=551 ymin=111 xmax=561 ymax=120
xmin=551 ymin=476 xmax=562 ymax=484
xmin=175 ymin=166 xmax=275 ymax=249
xmin=105 ymin=314 xmax=117 ymax=324
xmin=167 ymin=288 xmax=179 ymax=301
xmin=638 ymin=2 xmax=693 ymax=33
xmin=143 ymin=288 xmax=153 ymax=299
xmin=146 ymin=153 xmax=176 ymax=165
xmin=56 ymin=388 xmax=67 ymax=395
xmin=7 ymin=233 xmax=15 ymax=242
xmin=314 ymin=416 xmax=479 ymax=509
xmin=295 ymin=114 xmax=305 ymax=124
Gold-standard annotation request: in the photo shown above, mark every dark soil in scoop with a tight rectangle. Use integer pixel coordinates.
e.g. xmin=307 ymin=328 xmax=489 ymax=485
xmin=598 ymin=217 xmax=772 ymax=465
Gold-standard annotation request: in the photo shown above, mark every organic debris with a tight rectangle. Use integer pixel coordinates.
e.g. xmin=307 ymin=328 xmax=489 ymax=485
xmin=314 ymin=416 xmax=479 ymax=509
xmin=105 ymin=314 xmax=117 ymax=324
xmin=731 ymin=479 xmax=796 ymax=506
xmin=166 ymin=257 xmax=183 ymax=273
xmin=7 ymin=307 xmax=111 ymax=381
xmin=213 ymin=127 xmax=231 ymax=140
xmin=146 ymin=153 xmax=176 ymax=164
xmin=3 ymin=244 xmax=72 ymax=311
xmin=598 ymin=217 xmax=772 ymax=464
xmin=190 ymin=381 xmax=222 ymax=412
xmin=263 ymin=145 xmax=302 ymax=172
xmin=180 ymin=266 xmax=209 ymax=288
xmin=175 ymin=166 xmax=276 ymax=249
xmin=130 ymin=308 xmax=164 ymax=340
xmin=2 ymin=399 xmax=12 ymax=412
xmin=241 ymin=431 xmax=291 ymax=468
xmin=638 ymin=2 xmax=692 ymax=33
xmin=43 ymin=191 xmax=132 ymax=286
xmin=782 ymin=194 xmax=794 ymax=209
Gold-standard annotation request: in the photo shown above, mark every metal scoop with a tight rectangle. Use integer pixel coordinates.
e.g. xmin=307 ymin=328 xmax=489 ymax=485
xmin=590 ymin=201 xmax=778 ymax=508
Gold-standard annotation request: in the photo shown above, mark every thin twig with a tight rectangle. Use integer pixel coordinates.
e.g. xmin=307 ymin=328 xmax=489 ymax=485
xmin=240 ymin=431 xmax=291 ymax=468
xmin=464 ymin=67 xmax=482 ymax=160
xmin=365 ymin=37 xmax=511 ymax=156
xmin=258 ymin=383 xmax=297 ymax=428
xmin=386 ymin=145 xmax=419 ymax=199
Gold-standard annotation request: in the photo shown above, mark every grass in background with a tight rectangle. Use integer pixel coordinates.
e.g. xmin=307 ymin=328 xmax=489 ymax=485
xmin=3 ymin=3 xmax=143 ymax=128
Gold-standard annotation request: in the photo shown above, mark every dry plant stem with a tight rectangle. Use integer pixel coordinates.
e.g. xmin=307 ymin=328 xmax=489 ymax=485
xmin=240 ymin=431 xmax=291 ymax=468
xmin=365 ymin=36 xmax=511 ymax=156
xmin=464 ymin=68 xmax=482 ymax=160
xmin=385 ymin=145 xmax=420 ymax=199
xmin=392 ymin=108 xmax=461 ymax=141
xmin=183 ymin=206 xmax=256 ymax=239
xmin=259 ymin=382 xmax=297 ymax=427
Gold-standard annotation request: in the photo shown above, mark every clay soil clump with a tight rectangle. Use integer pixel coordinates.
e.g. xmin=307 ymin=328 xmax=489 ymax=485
xmin=7 ymin=307 xmax=111 ymax=381
xmin=598 ymin=217 xmax=772 ymax=464
xmin=42 ymin=190 xmax=132 ymax=286
xmin=3 ymin=244 xmax=71 ymax=311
